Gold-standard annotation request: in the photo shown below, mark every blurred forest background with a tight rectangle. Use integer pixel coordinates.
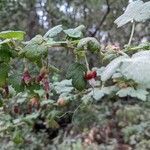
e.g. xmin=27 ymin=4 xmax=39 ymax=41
xmin=0 ymin=0 xmax=149 ymax=71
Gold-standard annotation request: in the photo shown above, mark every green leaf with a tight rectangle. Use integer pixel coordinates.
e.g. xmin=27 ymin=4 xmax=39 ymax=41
xmin=114 ymin=0 xmax=150 ymax=27
xmin=16 ymin=93 xmax=28 ymax=104
xmin=13 ymin=130 xmax=24 ymax=144
xmin=64 ymin=25 xmax=85 ymax=38
xmin=132 ymin=50 xmax=150 ymax=59
xmin=23 ymin=35 xmax=44 ymax=45
xmin=116 ymin=87 xmax=148 ymax=101
xmin=102 ymin=53 xmax=118 ymax=62
xmin=66 ymin=63 xmax=87 ymax=91
xmin=88 ymin=86 xmax=119 ymax=101
xmin=34 ymin=89 xmax=45 ymax=97
xmin=75 ymin=25 xmax=85 ymax=31
xmin=21 ymin=43 xmax=47 ymax=61
xmin=41 ymin=100 xmax=55 ymax=106
xmin=9 ymin=74 xmax=24 ymax=92
xmin=0 ymin=63 xmax=9 ymax=87
xmin=101 ymin=56 xmax=128 ymax=81
xmin=20 ymin=35 xmax=47 ymax=62
xmin=54 ymin=79 xmax=73 ymax=94
xmin=103 ymin=50 xmax=150 ymax=89
xmin=23 ymin=112 xmax=39 ymax=121
xmin=0 ymin=30 xmax=25 ymax=40
xmin=44 ymin=25 xmax=63 ymax=38
xmin=66 ymin=62 xmax=87 ymax=79
xmin=64 ymin=29 xmax=81 ymax=38
xmin=26 ymin=83 xmax=41 ymax=94
xmin=128 ymin=42 xmax=150 ymax=51
xmin=120 ymin=52 xmax=150 ymax=88
xmin=72 ymin=74 xmax=87 ymax=91
xmin=77 ymin=37 xmax=101 ymax=53
xmin=0 ymin=43 xmax=12 ymax=63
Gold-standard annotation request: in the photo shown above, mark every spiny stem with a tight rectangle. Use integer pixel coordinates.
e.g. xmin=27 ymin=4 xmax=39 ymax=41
xmin=128 ymin=21 xmax=135 ymax=46
xmin=46 ymin=50 xmax=49 ymax=68
xmin=23 ymin=58 xmax=28 ymax=68
xmin=84 ymin=53 xmax=90 ymax=71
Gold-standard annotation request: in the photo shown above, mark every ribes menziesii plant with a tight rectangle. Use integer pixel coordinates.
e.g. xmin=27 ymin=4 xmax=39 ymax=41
xmin=0 ymin=0 xmax=150 ymax=149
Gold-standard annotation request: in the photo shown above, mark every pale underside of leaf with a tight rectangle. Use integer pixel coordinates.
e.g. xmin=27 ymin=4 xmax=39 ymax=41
xmin=101 ymin=56 xmax=129 ymax=81
xmin=88 ymin=86 xmax=119 ymax=101
xmin=114 ymin=0 xmax=150 ymax=27
xmin=44 ymin=25 xmax=63 ymax=38
xmin=116 ymin=87 xmax=148 ymax=101
xmin=120 ymin=57 xmax=150 ymax=88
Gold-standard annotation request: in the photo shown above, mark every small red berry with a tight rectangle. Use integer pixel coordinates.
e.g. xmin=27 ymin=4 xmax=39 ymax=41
xmin=85 ymin=70 xmax=97 ymax=80
xmin=91 ymin=70 xmax=97 ymax=78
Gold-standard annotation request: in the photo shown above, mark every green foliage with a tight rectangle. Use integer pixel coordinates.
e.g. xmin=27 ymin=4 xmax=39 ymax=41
xmin=0 ymin=63 xmax=9 ymax=87
xmin=85 ymin=85 xmax=119 ymax=101
xmin=116 ymin=87 xmax=148 ymax=101
xmin=53 ymin=79 xmax=73 ymax=94
xmin=67 ymin=62 xmax=87 ymax=91
xmin=77 ymin=37 xmax=101 ymax=53
xmin=115 ymin=0 xmax=150 ymax=27
xmin=0 ymin=30 xmax=25 ymax=40
xmin=0 ymin=43 xmax=12 ymax=63
xmin=0 ymin=19 xmax=150 ymax=149
xmin=101 ymin=50 xmax=150 ymax=90
xmin=44 ymin=25 xmax=63 ymax=38
xmin=64 ymin=25 xmax=85 ymax=38
xmin=22 ymin=42 xmax=47 ymax=60
xmin=101 ymin=55 xmax=128 ymax=81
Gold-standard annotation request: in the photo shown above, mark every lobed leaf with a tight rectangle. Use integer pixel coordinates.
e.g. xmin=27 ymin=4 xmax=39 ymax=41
xmin=64 ymin=25 xmax=85 ymax=38
xmin=0 ymin=30 xmax=25 ymax=40
xmin=116 ymin=87 xmax=148 ymax=101
xmin=66 ymin=62 xmax=87 ymax=91
xmin=44 ymin=25 xmax=63 ymax=38
xmin=77 ymin=37 xmax=101 ymax=53
xmin=0 ymin=63 xmax=9 ymax=87
xmin=114 ymin=0 xmax=150 ymax=27
xmin=101 ymin=56 xmax=129 ymax=81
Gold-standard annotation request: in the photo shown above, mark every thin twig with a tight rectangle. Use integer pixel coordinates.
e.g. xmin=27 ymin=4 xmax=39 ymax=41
xmin=84 ymin=54 xmax=90 ymax=71
xmin=90 ymin=0 xmax=110 ymax=37
xmin=128 ymin=21 xmax=135 ymax=46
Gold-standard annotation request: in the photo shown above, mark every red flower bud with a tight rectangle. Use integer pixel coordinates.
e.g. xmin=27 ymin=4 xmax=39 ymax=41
xmin=46 ymin=93 xmax=49 ymax=99
xmin=36 ymin=67 xmax=48 ymax=83
xmin=42 ymin=75 xmax=50 ymax=99
xmin=22 ymin=67 xmax=32 ymax=85
xmin=3 ymin=84 xmax=9 ymax=97
xmin=13 ymin=105 xmax=20 ymax=114
xmin=57 ymin=98 xmax=66 ymax=106
xmin=29 ymin=97 xmax=40 ymax=110
xmin=43 ymin=75 xmax=50 ymax=92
